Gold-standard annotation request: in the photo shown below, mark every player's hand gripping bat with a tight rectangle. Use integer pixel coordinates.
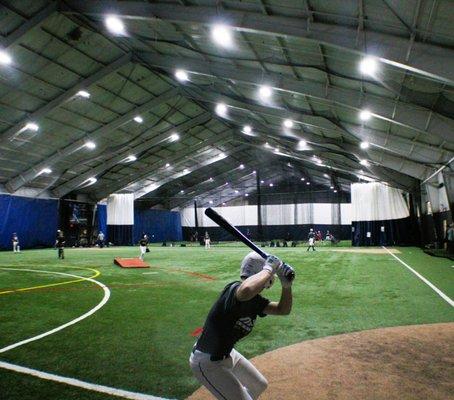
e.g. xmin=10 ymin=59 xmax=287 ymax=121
xmin=205 ymin=207 xmax=295 ymax=281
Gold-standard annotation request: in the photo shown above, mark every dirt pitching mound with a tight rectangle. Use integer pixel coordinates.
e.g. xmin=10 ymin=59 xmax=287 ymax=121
xmin=187 ymin=323 xmax=453 ymax=400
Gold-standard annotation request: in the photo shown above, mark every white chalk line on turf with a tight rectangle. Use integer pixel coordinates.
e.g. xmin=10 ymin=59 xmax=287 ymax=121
xmin=0 ymin=361 xmax=173 ymax=400
xmin=382 ymin=247 xmax=454 ymax=307
xmin=0 ymin=268 xmax=110 ymax=353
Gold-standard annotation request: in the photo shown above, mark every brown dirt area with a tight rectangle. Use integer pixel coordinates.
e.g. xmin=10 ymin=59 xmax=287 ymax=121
xmin=187 ymin=323 xmax=454 ymax=400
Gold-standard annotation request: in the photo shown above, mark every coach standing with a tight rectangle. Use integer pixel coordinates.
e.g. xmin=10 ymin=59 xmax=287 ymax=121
xmin=55 ymin=230 xmax=65 ymax=259
xmin=189 ymin=252 xmax=293 ymax=399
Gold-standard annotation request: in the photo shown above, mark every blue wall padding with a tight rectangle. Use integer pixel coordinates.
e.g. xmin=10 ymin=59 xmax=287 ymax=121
xmin=0 ymin=194 xmax=58 ymax=250
xmin=96 ymin=204 xmax=107 ymax=239
xmin=134 ymin=208 xmax=182 ymax=243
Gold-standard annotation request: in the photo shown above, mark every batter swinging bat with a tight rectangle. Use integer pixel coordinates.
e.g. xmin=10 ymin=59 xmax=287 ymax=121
xmin=205 ymin=207 xmax=295 ymax=281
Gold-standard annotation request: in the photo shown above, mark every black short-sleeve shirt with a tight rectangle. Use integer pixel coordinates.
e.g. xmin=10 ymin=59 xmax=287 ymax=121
xmin=195 ymin=281 xmax=270 ymax=358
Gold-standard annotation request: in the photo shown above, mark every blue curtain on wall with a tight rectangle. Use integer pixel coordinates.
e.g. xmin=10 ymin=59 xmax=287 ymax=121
xmin=0 ymin=194 xmax=58 ymax=250
xmin=351 ymin=217 xmax=414 ymax=246
xmin=134 ymin=209 xmax=182 ymax=243
xmin=96 ymin=204 xmax=107 ymax=240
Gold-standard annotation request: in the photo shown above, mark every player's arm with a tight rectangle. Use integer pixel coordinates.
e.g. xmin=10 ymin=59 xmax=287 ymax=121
xmin=263 ymin=287 xmax=292 ymax=315
xmin=236 ymin=269 xmax=274 ymax=302
xmin=236 ymin=255 xmax=281 ymax=302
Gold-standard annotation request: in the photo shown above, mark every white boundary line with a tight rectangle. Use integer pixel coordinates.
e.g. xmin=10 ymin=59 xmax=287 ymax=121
xmin=0 ymin=361 xmax=172 ymax=400
xmin=0 ymin=267 xmax=111 ymax=353
xmin=382 ymin=247 xmax=454 ymax=307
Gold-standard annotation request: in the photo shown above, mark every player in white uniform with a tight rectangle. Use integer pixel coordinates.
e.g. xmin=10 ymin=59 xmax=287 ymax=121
xmin=189 ymin=252 xmax=293 ymax=399
xmin=204 ymin=231 xmax=211 ymax=249
xmin=12 ymin=233 xmax=20 ymax=252
xmin=139 ymin=234 xmax=149 ymax=260
xmin=307 ymin=228 xmax=316 ymax=251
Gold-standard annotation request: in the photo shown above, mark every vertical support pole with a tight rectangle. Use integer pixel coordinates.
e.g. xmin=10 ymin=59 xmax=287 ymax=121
xmin=194 ymin=200 xmax=200 ymax=244
xmin=256 ymin=171 xmax=263 ymax=242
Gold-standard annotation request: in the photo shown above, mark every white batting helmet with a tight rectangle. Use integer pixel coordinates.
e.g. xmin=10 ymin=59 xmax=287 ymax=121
xmin=240 ymin=251 xmax=275 ymax=289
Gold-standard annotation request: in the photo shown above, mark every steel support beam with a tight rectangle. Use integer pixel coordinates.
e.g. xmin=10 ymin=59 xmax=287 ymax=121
xmin=137 ymin=53 xmax=453 ymax=143
xmin=6 ymin=87 xmax=179 ymax=193
xmin=62 ymin=1 xmax=454 ymax=83
xmin=52 ymin=112 xmax=211 ymax=197
xmin=1 ymin=52 xmax=132 ymax=143
xmin=1 ymin=2 xmax=58 ymax=48
xmin=92 ymin=129 xmax=235 ymax=201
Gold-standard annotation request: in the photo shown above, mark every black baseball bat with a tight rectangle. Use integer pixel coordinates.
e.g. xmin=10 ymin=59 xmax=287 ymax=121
xmin=204 ymin=207 xmax=295 ymax=280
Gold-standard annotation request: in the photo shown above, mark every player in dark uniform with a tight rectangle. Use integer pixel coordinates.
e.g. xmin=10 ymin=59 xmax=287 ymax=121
xmin=55 ymin=231 xmax=65 ymax=259
xmin=307 ymin=228 xmax=316 ymax=251
xmin=189 ymin=252 xmax=293 ymax=399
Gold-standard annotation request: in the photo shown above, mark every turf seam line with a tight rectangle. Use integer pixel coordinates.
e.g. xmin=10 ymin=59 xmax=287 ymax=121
xmin=382 ymin=246 xmax=454 ymax=307
xmin=0 ymin=268 xmax=110 ymax=354
xmin=0 ymin=361 xmax=173 ymax=400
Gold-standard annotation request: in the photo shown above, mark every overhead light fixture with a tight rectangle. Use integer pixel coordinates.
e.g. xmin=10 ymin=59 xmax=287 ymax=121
xmin=360 ymin=159 xmax=370 ymax=166
xmin=359 ymin=109 xmax=372 ymax=121
xmin=252 ymin=170 xmax=256 ymax=174
xmin=25 ymin=122 xmax=39 ymax=131
xmin=165 ymin=163 xmax=171 ymax=168
xmin=209 ymin=200 xmax=213 ymax=204
xmin=170 ymin=133 xmax=179 ymax=141
xmin=85 ymin=141 xmax=96 ymax=149
xmin=105 ymin=15 xmax=125 ymax=35
xmin=180 ymin=190 xmax=184 ymax=194
xmin=175 ymin=69 xmax=189 ymax=82
xmin=269 ymin=183 xmax=274 ymax=187
xmin=209 ymin=177 xmax=214 ymax=182
xmin=211 ymin=24 xmax=233 ymax=48
xmin=323 ymin=173 xmax=329 ymax=178
xmin=243 ymin=125 xmax=252 ymax=134
xmin=183 ymin=168 xmax=189 ymax=174
xmin=260 ymin=180 xmax=264 ymax=184
xmin=258 ymin=85 xmax=272 ymax=100
xmin=215 ymin=102 xmax=228 ymax=117
xmin=218 ymin=152 xmax=227 ymax=158
xmin=222 ymin=202 xmax=226 ymax=206
xmin=0 ymin=50 xmax=12 ymax=65
xmin=300 ymin=177 xmax=305 ymax=181
xmin=133 ymin=116 xmax=143 ymax=123
xmin=283 ymin=119 xmax=294 ymax=129
xmin=330 ymin=185 xmax=334 ymax=189
xmin=39 ymin=167 xmax=52 ymax=175
xmin=359 ymin=56 xmax=378 ymax=76
xmin=334 ymin=189 xmax=338 ymax=193
xmin=77 ymin=90 xmax=90 ymax=98
xmin=306 ymin=181 xmax=310 ymax=185
xmin=360 ymin=141 xmax=370 ymax=149
xmin=126 ymin=155 xmax=137 ymax=162
xmin=264 ymin=142 xmax=271 ymax=149
xmin=85 ymin=177 xmax=97 ymax=186
xmin=239 ymin=164 xmax=245 ymax=169
xmin=245 ymin=193 xmax=249 ymax=197
xmin=235 ymin=190 xmax=239 ymax=193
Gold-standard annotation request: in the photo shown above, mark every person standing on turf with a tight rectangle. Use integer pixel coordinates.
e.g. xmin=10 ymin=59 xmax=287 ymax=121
xmin=139 ymin=234 xmax=149 ymax=260
xmin=12 ymin=232 xmax=20 ymax=253
xmin=307 ymin=228 xmax=316 ymax=251
xmin=204 ymin=231 xmax=211 ymax=249
xmin=189 ymin=252 xmax=293 ymax=399
xmin=55 ymin=230 xmax=65 ymax=259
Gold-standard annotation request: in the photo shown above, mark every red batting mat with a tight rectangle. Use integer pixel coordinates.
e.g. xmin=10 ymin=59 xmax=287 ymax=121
xmin=114 ymin=257 xmax=150 ymax=268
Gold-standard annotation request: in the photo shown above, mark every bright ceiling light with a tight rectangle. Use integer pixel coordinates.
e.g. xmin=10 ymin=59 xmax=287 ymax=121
xmin=85 ymin=177 xmax=97 ymax=186
xmin=323 ymin=173 xmax=329 ymax=178
xmin=239 ymin=164 xmax=245 ymax=169
xmin=300 ymin=177 xmax=305 ymax=181
xmin=269 ymin=183 xmax=274 ymax=187
xmin=235 ymin=190 xmax=239 ymax=193
xmin=105 ymin=15 xmax=125 ymax=35
xmin=40 ymin=168 xmax=52 ymax=174
xmin=180 ymin=190 xmax=184 ymax=194
xmin=85 ymin=141 xmax=96 ymax=149
xmin=175 ymin=69 xmax=189 ymax=82
xmin=218 ymin=152 xmax=226 ymax=158
xmin=360 ymin=141 xmax=370 ymax=149
xmin=25 ymin=122 xmax=39 ymax=131
xmin=243 ymin=125 xmax=252 ymax=134
xmin=133 ymin=116 xmax=143 ymax=123
xmin=209 ymin=200 xmax=213 ymax=204
xmin=126 ymin=155 xmax=137 ymax=162
xmin=0 ymin=50 xmax=12 ymax=65
xmin=258 ymin=85 xmax=272 ymax=100
xmin=245 ymin=193 xmax=249 ymax=197
xmin=77 ymin=90 xmax=90 ymax=98
xmin=211 ymin=24 xmax=233 ymax=48
xmin=209 ymin=177 xmax=214 ymax=182
xmin=215 ymin=102 xmax=228 ymax=117
xmin=360 ymin=159 xmax=370 ymax=166
xmin=306 ymin=182 xmax=311 ymax=185
xmin=183 ymin=168 xmax=189 ymax=174
xmin=359 ymin=109 xmax=372 ymax=121
xmin=334 ymin=189 xmax=338 ymax=193
xmin=165 ymin=163 xmax=170 ymax=168
xmin=222 ymin=202 xmax=226 ymax=205
xmin=170 ymin=133 xmax=179 ymax=141
xmin=330 ymin=185 xmax=334 ymax=189
xmin=260 ymin=180 xmax=264 ymax=184
xmin=252 ymin=170 xmax=256 ymax=174
xmin=283 ymin=119 xmax=294 ymax=129
xmin=359 ymin=56 xmax=378 ymax=75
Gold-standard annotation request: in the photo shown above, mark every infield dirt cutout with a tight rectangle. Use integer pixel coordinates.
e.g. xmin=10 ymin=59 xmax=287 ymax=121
xmin=187 ymin=323 xmax=453 ymax=400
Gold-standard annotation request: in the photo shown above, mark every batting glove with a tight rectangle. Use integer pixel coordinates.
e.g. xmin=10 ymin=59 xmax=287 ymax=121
xmin=277 ymin=263 xmax=295 ymax=288
xmin=263 ymin=255 xmax=282 ymax=274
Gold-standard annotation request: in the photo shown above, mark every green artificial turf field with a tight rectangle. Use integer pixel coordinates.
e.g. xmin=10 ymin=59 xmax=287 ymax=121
xmin=0 ymin=244 xmax=453 ymax=400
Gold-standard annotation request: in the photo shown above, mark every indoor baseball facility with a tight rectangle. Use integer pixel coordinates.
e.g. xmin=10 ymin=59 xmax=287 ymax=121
xmin=0 ymin=1 xmax=453 ymax=399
